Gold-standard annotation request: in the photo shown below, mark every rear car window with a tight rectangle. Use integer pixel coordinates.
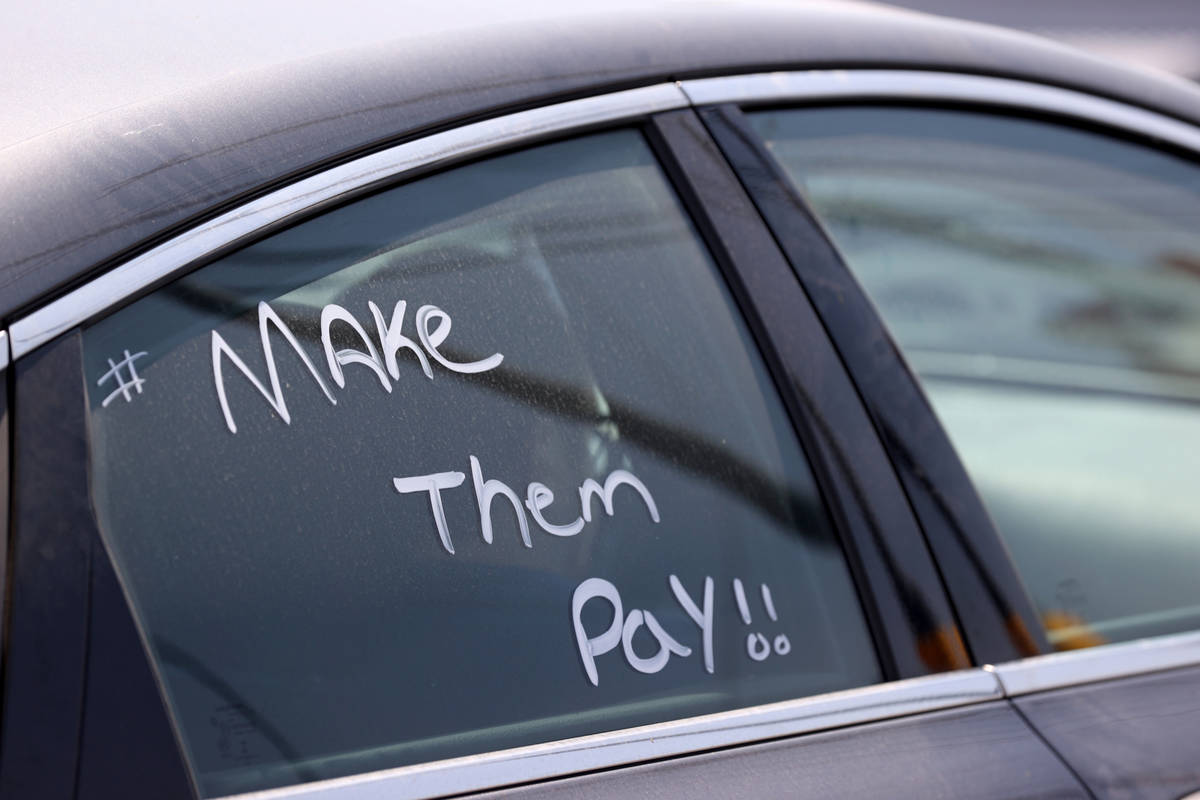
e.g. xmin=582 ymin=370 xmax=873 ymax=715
xmin=751 ymin=106 xmax=1200 ymax=652
xmin=83 ymin=130 xmax=879 ymax=796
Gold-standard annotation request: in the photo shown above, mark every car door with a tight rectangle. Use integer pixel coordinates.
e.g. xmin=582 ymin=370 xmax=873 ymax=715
xmin=0 ymin=88 xmax=1083 ymax=799
xmin=690 ymin=69 xmax=1200 ymax=800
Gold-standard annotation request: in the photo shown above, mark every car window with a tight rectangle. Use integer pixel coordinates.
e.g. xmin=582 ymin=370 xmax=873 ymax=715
xmin=751 ymin=106 xmax=1200 ymax=653
xmin=82 ymin=129 xmax=879 ymax=796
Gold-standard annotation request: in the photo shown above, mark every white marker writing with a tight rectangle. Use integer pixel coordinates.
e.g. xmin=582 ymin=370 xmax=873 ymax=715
xmin=761 ymin=583 xmax=778 ymax=622
xmin=572 ymin=574 xmax=792 ymax=685
xmin=747 ymin=632 xmax=771 ymax=661
xmin=393 ymin=457 xmax=659 ymax=555
xmin=369 ymin=300 xmax=432 ymax=380
xmin=212 ymin=301 xmax=336 ymax=434
xmin=669 ymin=574 xmax=715 ymax=674
xmin=471 ymin=455 xmax=532 ymax=549
xmin=321 ymin=303 xmax=391 ymax=392
xmin=212 ymin=298 xmax=501 ymax=433
xmin=572 ymin=578 xmax=691 ymax=686
xmin=732 ymin=578 xmax=791 ymax=661
xmin=98 ymin=349 xmax=149 ymax=407
xmin=580 ymin=470 xmax=660 ymax=524
xmin=392 ymin=471 xmax=466 ymax=554
xmin=525 ymin=482 xmax=585 ymax=537
xmin=732 ymin=578 xmax=752 ymax=624
xmin=621 ymin=609 xmax=691 ymax=674
xmin=572 ymin=578 xmax=623 ymax=687
xmin=416 ymin=304 xmax=504 ymax=374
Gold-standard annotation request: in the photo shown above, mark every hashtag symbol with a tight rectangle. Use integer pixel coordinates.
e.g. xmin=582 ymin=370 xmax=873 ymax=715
xmin=97 ymin=349 xmax=149 ymax=407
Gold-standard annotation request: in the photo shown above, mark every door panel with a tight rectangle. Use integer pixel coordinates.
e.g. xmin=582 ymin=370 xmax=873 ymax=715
xmin=468 ymin=702 xmax=1087 ymax=800
xmin=1015 ymin=666 xmax=1200 ymax=800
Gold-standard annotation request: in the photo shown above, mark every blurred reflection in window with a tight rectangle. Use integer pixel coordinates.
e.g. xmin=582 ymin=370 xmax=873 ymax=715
xmin=754 ymin=107 xmax=1200 ymax=651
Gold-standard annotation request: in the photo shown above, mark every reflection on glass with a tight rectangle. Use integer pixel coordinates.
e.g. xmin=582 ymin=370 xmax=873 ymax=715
xmin=753 ymin=107 xmax=1200 ymax=651
xmin=83 ymin=131 xmax=878 ymax=796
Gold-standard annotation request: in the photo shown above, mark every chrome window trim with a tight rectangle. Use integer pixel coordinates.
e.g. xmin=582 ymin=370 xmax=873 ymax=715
xmin=220 ymin=669 xmax=1001 ymax=800
xmin=991 ymin=630 xmax=1200 ymax=696
xmin=7 ymin=82 xmax=688 ymax=359
xmin=0 ymin=331 xmax=8 ymax=371
xmin=12 ymin=71 xmax=1200 ymax=358
xmin=679 ymin=69 xmax=1200 ymax=156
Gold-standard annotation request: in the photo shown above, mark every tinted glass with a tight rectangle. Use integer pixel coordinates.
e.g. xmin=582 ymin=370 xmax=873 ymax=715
xmin=753 ymin=107 xmax=1200 ymax=652
xmin=83 ymin=130 xmax=878 ymax=795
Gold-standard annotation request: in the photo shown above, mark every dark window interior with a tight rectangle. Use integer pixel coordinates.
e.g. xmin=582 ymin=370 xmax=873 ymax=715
xmin=83 ymin=130 xmax=879 ymax=796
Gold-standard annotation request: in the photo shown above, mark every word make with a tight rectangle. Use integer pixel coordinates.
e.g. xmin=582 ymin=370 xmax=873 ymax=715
xmin=211 ymin=298 xmax=503 ymax=433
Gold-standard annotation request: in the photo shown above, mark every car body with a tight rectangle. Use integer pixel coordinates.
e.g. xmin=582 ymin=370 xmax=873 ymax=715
xmin=1 ymin=2 xmax=1199 ymax=799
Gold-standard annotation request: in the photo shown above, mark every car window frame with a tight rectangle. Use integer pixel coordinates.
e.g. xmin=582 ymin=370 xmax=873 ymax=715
xmin=0 ymin=331 xmax=10 ymax=665
xmin=1 ymin=83 xmax=992 ymax=800
xmin=686 ymin=68 xmax=1200 ymax=677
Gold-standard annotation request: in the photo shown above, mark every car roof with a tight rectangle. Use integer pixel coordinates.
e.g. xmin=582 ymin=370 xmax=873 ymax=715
xmin=5 ymin=0 xmax=1200 ymax=323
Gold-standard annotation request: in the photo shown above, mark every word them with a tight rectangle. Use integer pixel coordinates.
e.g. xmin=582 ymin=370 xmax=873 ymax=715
xmin=393 ymin=457 xmax=659 ymax=555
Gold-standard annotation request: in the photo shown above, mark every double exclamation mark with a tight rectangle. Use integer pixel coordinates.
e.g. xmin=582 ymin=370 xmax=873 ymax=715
xmin=733 ymin=579 xmax=792 ymax=662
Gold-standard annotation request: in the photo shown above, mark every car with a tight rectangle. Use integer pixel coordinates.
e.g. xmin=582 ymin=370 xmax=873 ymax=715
xmin=2 ymin=2 xmax=1199 ymax=799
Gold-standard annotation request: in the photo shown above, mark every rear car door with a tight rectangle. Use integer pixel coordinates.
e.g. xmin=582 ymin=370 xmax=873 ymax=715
xmin=692 ymin=69 xmax=1200 ymax=800
xmin=1 ymin=88 xmax=1083 ymax=799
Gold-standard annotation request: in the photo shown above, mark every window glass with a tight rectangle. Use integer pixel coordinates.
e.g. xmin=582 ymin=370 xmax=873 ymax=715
xmin=83 ymin=130 xmax=878 ymax=796
xmin=752 ymin=107 xmax=1200 ymax=652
